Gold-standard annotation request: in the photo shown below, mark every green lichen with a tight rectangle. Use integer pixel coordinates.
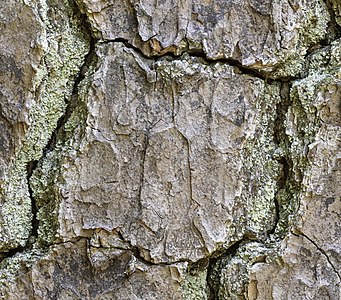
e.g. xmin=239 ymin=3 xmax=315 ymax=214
xmin=331 ymin=1 xmax=341 ymax=26
xmin=273 ymin=54 xmax=306 ymax=79
xmin=0 ymin=248 xmax=46 ymax=293
xmin=209 ymin=242 xmax=274 ymax=300
xmin=298 ymin=1 xmax=330 ymax=46
xmin=182 ymin=269 xmax=208 ymax=300
xmin=242 ymin=83 xmax=282 ymax=238
xmin=30 ymin=49 xmax=96 ymax=247
xmin=0 ymin=0 xmax=89 ymax=251
xmin=282 ymin=56 xmax=341 ymax=232
xmin=271 ymin=1 xmax=330 ymax=79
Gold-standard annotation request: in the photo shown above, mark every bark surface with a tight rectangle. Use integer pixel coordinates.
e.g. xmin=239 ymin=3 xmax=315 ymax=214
xmin=0 ymin=0 xmax=340 ymax=299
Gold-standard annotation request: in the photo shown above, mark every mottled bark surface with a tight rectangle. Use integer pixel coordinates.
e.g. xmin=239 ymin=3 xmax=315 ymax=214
xmin=0 ymin=0 xmax=340 ymax=299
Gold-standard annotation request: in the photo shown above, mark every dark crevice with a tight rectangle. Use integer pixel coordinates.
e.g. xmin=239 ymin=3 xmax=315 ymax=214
xmin=294 ymin=232 xmax=341 ymax=281
xmin=205 ymin=238 xmax=248 ymax=300
xmin=323 ymin=0 xmax=341 ymax=44
xmin=130 ymin=245 xmax=190 ymax=266
xmin=186 ymin=49 xmax=302 ymax=83
xmin=90 ymin=1 xmax=341 ymax=85
xmin=99 ymin=38 xmax=151 ymax=60
xmin=44 ymin=40 xmax=98 ymax=154
xmin=270 ymin=183 xmax=281 ymax=236
xmin=114 ymin=231 xmax=190 ymax=266
xmin=0 ymin=6 xmax=98 ymax=263
xmin=26 ymin=160 xmax=39 ymax=246
xmin=99 ymin=34 xmax=341 ymax=84
xmin=268 ymin=82 xmax=294 ymax=237
xmin=273 ymin=82 xmax=291 ymax=146
xmin=186 ymin=50 xmax=270 ymax=81
xmin=101 ymin=35 xmax=307 ymax=83
xmin=98 ymin=38 xmax=291 ymax=83
xmin=1 ymin=246 xmax=25 ymax=262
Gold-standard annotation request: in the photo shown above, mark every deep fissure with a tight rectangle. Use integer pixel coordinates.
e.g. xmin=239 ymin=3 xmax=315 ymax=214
xmin=0 ymin=7 xmax=98 ymax=262
xmin=26 ymin=160 xmax=39 ymax=246
xmin=269 ymin=82 xmax=294 ymax=237
xmin=323 ymin=0 xmax=341 ymax=43
xmin=99 ymin=38 xmax=282 ymax=82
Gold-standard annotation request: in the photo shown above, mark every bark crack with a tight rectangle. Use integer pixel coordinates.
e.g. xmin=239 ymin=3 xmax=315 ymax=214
xmin=0 ymin=7 xmax=98 ymax=262
xmin=296 ymin=232 xmax=341 ymax=281
xmin=137 ymin=132 xmax=149 ymax=213
xmin=108 ymin=232 xmax=191 ymax=267
xmin=205 ymin=238 xmax=249 ymax=300
xmin=26 ymin=160 xmax=39 ymax=246
xmin=97 ymin=39 xmax=278 ymax=82
xmin=269 ymin=82 xmax=296 ymax=238
xmin=44 ymin=39 xmax=98 ymax=152
xmin=323 ymin=0 xmax=341 ymax=44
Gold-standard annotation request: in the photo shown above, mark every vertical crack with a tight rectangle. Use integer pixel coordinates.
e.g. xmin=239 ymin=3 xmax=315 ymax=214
xmin=137 ymin=132 xmax=149 ymax=213
xmin=26 ymin=160 xmax=39 ymax=247
xmin=189 ymin=80 xmax=299 ymax=299
xmin=29 ymin=9 xmax=98 ymax=246
xmin=269 ymin=81 xmax=297 ymax=238
xmin=0 ymin=5 xmax=99 ymax=261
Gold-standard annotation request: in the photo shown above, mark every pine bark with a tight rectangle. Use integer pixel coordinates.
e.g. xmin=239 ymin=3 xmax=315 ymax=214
xmin=0 ymin=0 xmax=340 ymax=299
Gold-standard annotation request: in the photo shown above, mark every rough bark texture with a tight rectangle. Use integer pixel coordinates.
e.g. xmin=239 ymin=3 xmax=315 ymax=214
xmin=0 ymin=0 xmax=340 ymax=299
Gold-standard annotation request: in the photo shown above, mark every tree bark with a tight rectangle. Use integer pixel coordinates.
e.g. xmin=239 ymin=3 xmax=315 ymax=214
xmin=0 ymin=0 xmax=340 ymax=299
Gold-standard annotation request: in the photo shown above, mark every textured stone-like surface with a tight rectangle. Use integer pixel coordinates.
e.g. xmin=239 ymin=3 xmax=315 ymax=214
xmin=0 ymin=0 xmax=44 ymax=250
xmin=1 ymin=239 xmax=186 ymax=299
xmin=0 ymin=0 xmax=340 ymax=299
xmin=0 ymin=0 xmax=89 ymax=252
xmin=292 ymin=39 xmax=341 ymax=272
xmin=77 ymin=0 xmax=330 ymax=77
xmin=249 ymin=234 xmax=340 ymax=300
xmin=34 ymin=43 xmax=281 ymax=264
xmin=221 ymin=38 xmax=341 ymax=300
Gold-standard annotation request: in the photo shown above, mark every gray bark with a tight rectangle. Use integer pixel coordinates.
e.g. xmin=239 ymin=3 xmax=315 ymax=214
xmin=0 ymin=0 xmax=340 ymax=299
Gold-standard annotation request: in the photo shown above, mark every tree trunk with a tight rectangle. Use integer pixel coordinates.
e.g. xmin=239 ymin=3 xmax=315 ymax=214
xmin=0 ymin=0 xmax=340 ymax=299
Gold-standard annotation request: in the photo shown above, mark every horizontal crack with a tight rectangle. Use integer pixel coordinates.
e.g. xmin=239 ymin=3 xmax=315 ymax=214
xmin=97 ymin=39 xmax=284 ymax=82
xmin=114 ymin=231 xmax=191 ymax=266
